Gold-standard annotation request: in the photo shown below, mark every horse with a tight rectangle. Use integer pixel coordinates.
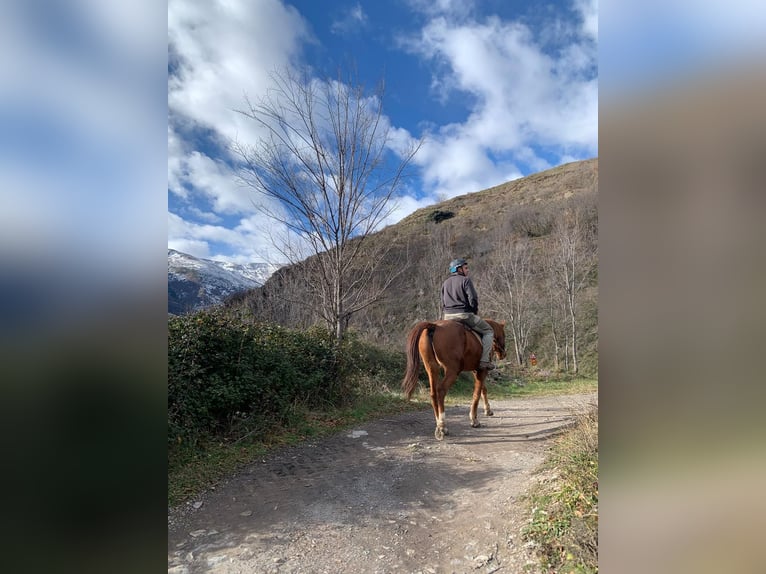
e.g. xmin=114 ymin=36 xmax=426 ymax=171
xmin=401 ymin=319 xmax=506 ymax=440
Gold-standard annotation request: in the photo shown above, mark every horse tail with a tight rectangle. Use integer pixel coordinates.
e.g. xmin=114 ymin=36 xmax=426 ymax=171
xmin=402 ymin=321 xmax=436 ymax=400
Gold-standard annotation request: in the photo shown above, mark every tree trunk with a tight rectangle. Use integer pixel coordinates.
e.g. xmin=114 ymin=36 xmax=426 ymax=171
xmin=335 ymin=273 xmax=343 ymax=342
xmin=570 ymin=303 xmax=578 ymax=374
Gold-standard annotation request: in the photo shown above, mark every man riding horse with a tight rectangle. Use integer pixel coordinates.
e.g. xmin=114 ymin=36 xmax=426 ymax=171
xmin=402 ymin=258 xmax=505 ymax=439
xmin=441 ymin=258 xmax=496 ymax=371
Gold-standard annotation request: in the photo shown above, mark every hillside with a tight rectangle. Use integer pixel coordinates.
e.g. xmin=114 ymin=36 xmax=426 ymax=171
xmin=397 ymin=157 xmax=597 ymax=230
xmin=225 ymin=158 xmax=598 ymax=374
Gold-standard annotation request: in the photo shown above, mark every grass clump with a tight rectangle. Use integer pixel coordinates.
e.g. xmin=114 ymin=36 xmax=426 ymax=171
xmin=522 ymin=406 xmax=598 ymax=573
xmin=438 ymin=369 xmax=597 ymax=404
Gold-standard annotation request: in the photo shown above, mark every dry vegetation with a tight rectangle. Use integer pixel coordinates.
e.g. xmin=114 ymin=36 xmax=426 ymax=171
xmin=225 ymin=158 xmax=598 ymax=376
xmin=523 ymin=405 xmax=599 ymax=573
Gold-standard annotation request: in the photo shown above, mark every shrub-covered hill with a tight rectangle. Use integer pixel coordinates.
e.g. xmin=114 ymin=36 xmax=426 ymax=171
xmin=225 ymin=158 xmax=598 ymax=376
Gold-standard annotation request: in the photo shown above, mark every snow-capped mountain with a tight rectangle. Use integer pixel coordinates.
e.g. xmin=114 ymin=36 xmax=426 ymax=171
xmin=168 ymin=249 xmax=282 ymax=315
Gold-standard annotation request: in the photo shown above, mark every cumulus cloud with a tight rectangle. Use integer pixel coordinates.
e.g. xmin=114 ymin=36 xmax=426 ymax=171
xmin=168 ymin=0 xmax=311 ymax=146
xmin=181 ymin=152 xmax=254 ymax=214
xmin=402 ymin=6 xmax=597 ymax=200
xmin=379 ymin=194 xmax=442 ymax=229
xmin=168 ymin=0 xmax=314 ymax=261
xmin=167 ymin=126 xmax=187 ymax=199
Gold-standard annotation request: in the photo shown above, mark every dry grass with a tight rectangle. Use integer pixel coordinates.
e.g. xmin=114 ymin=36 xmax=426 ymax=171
xmin=523 ymin=404 xmax=598 ymax=573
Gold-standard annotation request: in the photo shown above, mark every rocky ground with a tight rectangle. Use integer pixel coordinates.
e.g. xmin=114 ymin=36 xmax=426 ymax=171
xmin=168 ymin=392 xmax=597 ymax=574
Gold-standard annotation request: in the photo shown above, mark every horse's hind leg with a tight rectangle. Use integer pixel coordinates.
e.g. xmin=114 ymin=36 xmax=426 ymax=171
xmin=428 ymin=381 xmax=441 ymax=434
xmin=434 ymin=371 xmax=459 ymax=439
xmin=481 ymin=383 xmax=493 ymax=416
xmin=469 ymin=373 xmax=484 ymax=427
xmin=423 ymin=358 xmax=448 ymax=440
xmin=469 ymin=373 xmax=493 ymax=427
xmin=433 ymin=385 xmax=448 ymax=440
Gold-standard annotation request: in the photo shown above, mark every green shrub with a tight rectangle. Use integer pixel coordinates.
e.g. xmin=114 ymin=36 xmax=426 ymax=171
xmin=169 ymin=311 xmax=341 ymax=449
xmin=168 ymin=312 xmax=407 ymax=457
xmin=338 ymin=331 xmax=407 ymax=394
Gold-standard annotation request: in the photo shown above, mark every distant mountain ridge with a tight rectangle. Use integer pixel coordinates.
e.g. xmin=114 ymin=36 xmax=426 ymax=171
xmin=168 ymin=249 xmax=281 ymax=315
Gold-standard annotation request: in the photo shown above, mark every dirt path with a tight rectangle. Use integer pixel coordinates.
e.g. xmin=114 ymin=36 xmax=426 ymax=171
xmin=168 ymin=392 xmax=597 ymax=574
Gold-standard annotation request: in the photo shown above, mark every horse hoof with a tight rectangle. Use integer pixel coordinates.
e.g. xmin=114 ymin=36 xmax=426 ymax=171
xmin=434 ymin=428 xmax=444 ymax=441
xmin=471 ymin=421 xmax=482 ymax=428
xmin=486 ymin=410 xmax=494 ymax=416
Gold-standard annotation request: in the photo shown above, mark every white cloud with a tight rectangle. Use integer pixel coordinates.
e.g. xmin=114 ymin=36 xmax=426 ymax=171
xmin=168 ymin=0 xmax=311 ymax=146
xmin=404 ymin=6 xmax=597 ymax=199
xmin=169 ymin=211 xmax=246 ymax=260
xmin=168 ymin=0 xmax=320 ymax=264
xmin=406 ymin=0 xmax=475 ymax=20
xmin=183 ymin=152 xmax=254 ymax=214
xmin=169 ymin=123 xmax=257 ymax=215
xmin=575 ymin=0 xmax=598 ymax=40
xmin=331 ymin=3 xmax=368 ymax=35
xmin=168 ymin=137 xmax=308 ymax=263
xmin=168 ymin=208 xmax=303 ymax=265
xmin=168 ymin=125 xmax=187 ymax=199
xmin=168 ymin=238 xmax=212 ymax=260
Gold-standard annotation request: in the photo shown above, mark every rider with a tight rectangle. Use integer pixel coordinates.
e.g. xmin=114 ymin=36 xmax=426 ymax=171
xmin=441 ymin=258 xmax=496 ymax=371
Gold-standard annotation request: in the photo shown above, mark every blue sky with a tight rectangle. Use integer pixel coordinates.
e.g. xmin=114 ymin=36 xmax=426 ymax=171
xmin=3 ymin=1 xmax=763 ymax=277
xmin=168 ymin=0 xmax=599 ymax=265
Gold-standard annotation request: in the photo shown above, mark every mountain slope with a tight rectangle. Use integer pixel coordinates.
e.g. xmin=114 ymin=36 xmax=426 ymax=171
xmin=168 ymin=249 xmax=281 ymax=315
xmin=224 ymin=158 xmax=598 ymax=372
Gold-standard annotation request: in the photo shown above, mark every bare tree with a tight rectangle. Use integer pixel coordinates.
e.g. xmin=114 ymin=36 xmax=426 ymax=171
xmin=421 ymin=224 xmax=454 ymax=319
xmin=483 ymin=234 xmax=537 ymax=367
xmin=232 ymin=68 xmax=421 ymax=342
xmin=541 ymin=266 xmax=567 ymax=372
xmin=546 ymin=204 xmax=597 ymax=374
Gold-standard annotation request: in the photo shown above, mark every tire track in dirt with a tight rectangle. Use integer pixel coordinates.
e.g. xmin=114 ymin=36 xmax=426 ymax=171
xmin=168 ymin=392 xmax=596 ymax=574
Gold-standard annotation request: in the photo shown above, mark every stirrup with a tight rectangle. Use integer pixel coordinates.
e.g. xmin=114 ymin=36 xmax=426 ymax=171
xmin=478 ymin=361 xmax=496 ymax=371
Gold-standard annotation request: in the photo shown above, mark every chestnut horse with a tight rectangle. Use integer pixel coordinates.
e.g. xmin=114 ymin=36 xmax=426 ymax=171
xmin=402 ymin=319 xmax=506 ymax=440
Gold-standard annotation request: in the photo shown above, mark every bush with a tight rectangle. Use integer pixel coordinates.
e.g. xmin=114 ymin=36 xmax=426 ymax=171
xmin=427 ymin=209 xmax=455 ymax=223
xmin=338 ymin=331 xmax=407 ymax=394
xmin=168 ymin=312 xmax=407 ymax=455
xmin=169 ymin=311 xmax=341 ymax=449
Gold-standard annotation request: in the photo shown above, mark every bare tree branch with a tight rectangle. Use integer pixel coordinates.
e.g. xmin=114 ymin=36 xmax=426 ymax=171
xmin=232 ymin=67 xmax=422 ymax=342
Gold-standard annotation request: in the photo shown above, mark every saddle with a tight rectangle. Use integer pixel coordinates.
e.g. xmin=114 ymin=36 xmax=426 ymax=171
xmin=459 ymin=322 xmax=483 ymax=343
